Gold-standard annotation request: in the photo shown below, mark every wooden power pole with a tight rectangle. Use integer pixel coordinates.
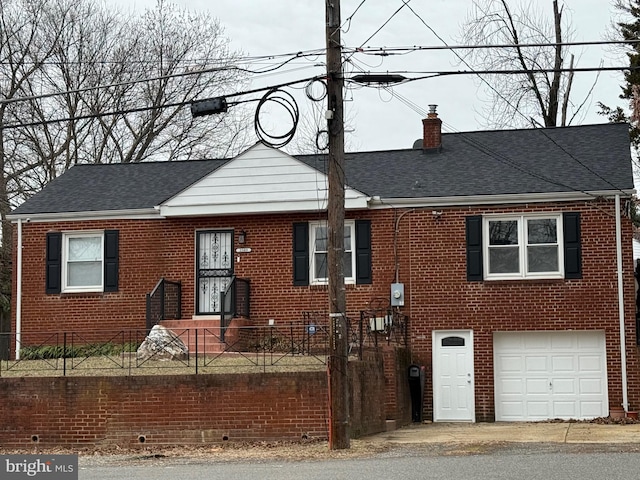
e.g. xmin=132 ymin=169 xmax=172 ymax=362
xmin=325 ymin=0 xmax=350 ymax=450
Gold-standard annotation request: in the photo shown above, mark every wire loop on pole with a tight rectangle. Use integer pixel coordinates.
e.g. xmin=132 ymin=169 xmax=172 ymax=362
xmin=254 ymin=88 xmax=299 ymax=148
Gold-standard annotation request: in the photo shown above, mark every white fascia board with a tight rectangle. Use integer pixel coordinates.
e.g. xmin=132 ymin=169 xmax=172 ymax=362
xmin=159 ymin=197 xmax=369 ymax=217
xmin=7 ymin=208 xmax=162 ymax=223
xmin=370 ymin=190 xmax=636 ymax=209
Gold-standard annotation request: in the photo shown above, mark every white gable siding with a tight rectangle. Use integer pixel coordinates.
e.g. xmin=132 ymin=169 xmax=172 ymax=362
xmin=159 ymin=143 xmax=368 ymax=216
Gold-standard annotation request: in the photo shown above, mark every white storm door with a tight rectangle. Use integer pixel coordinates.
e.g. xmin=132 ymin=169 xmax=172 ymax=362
xmin=433 ymin=330 xmax=475 ymax=422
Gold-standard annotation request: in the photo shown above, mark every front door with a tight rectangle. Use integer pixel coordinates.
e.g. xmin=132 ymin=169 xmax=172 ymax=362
xmin=433 ymin=330 xmax=475 ymax=422
xmin=196 ymin=230 xmax=234 ymax=315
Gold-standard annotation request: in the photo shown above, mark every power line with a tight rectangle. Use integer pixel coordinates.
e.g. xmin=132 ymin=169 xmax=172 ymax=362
xmin=0 ymin=75 xmax=321 ymax=130
xmin=348 ymin=39 xmax=640 ymax=55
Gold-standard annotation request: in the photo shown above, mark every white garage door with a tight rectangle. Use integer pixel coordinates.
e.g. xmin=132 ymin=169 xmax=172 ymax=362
xmin=494 ymin=331 xmax=608 ymax=421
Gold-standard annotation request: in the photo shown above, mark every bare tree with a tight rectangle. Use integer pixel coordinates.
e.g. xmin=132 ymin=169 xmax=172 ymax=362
xmin=0 ymin=0 xmax=255 ymax=318
xmin=458 ymin=0 xmax=591 ymax=129
xmin=0 ymin=0 xmax=72 ymax=313
xmin=12 ymin=0 xmax=252 ymax=185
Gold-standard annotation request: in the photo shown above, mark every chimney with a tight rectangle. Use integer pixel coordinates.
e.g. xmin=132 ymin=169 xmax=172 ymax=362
xmin=422 ymin=104 xmax=442 ymax=151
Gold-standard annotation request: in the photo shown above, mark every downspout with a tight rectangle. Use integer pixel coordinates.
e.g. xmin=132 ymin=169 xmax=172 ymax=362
xmin=615 ymin=195 xmax=629 ymax=411
xmin=16 ymin=218 xmax=22 ymax=360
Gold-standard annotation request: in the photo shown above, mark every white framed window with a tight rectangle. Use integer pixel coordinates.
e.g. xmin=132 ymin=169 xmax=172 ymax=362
xmin=62 ymin=232 xmax=104 ymax=292
xmin=483 ymin=214 xmax=563 ymax=280
xmin=309 ymin=220 xmax=355 ymax=284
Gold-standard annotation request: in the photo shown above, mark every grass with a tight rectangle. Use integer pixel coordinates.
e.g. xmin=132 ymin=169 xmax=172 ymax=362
xmin=0 ymin=352 xmax=329 ymax=377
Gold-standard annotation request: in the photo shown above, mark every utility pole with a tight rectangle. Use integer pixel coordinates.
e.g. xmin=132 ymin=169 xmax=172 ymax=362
xmin=325 ymin=0 xmax=349 ymax=450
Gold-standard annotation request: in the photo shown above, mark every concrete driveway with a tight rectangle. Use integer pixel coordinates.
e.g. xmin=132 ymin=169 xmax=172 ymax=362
xmin=367 ymin=421 xmax=640 ymax=445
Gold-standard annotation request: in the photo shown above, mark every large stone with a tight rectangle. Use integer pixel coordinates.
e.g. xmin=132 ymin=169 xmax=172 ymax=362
xmin=137 ymin=325 xmax=189 ymax=361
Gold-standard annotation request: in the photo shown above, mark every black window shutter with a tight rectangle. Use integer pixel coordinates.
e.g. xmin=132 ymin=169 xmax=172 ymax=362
xmin=355 ymin=219 xmax=372 ymax=284
xmin=466 ymin=216 xmax=483 ymax=281
xmin=104 ymin=230 xmax=119 ymax=292
xmin=45 ymin=232 xmax=62 ymax=294
xmin=563 ymin=212 xmax=582 ymax=279
xmin=293 ymin=222 xmax=309 ymax=286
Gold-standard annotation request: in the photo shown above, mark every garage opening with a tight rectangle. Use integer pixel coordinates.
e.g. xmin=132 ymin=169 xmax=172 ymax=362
xmin=493 ymin=331 xmax=608 ymax=421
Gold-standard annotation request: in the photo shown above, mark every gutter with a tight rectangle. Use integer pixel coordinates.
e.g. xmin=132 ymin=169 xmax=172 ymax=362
xmin=374 ymin=190 xmax=635 ymax=209
xmin=6 ymin=208 xmax=161 ymax=223
xmin=616 ymin=194 xmax=629 ymax=412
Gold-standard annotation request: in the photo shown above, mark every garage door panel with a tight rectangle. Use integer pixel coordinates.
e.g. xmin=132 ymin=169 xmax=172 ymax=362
xmin=523 ymin=334 xmax=549 ymax=349
xmin=550 ymin=334 xmax=575 ymax=349
xmin=579 ymin=378 xmax=604 ymax=395
xmin=553 ymin=401 xmax=578 ymax=417
xmin=500 ymin=401 xmax=524 ymax=418
xmin=494 ymin=331 xmax=608 ymax=421
xmin=578 ymin=335 xmax=602 ymax=349
xmin=498 ymin=355 xmax=523 ymax=372
xmin=525 ymin=356 xmax=548 ymax=372
xmin=500 ymin=378 xmax=524 ymax=394
xmin=551 ymin=356 xmax=575 ymax=372
xmin=553 ymin=378 xmax=577 ymax=394
xmin=581 ymin=401 xmax=606 ymax=416
xmin=525 ymin=378 xmax=549 ymax=394
xmin=526 ymin=401 xmax=551 ymax=417
xmin=579 ymin=355 xmax=604 ymax=372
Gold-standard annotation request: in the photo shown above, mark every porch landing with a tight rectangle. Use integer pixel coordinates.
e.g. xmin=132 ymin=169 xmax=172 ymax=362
xmin=160 ymin=317 xmax=249 ymax=354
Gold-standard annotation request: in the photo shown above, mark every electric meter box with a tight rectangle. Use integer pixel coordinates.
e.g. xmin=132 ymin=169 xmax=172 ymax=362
xmin=390 ymin=283 xmax=404 ymax=307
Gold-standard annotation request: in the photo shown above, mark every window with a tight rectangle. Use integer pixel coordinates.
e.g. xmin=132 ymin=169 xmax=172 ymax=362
xmin=467 ymin=213 xmax=581 ymax=282
xmin=310 ymin=220 xmax=355 ymax=284
xmin=63 ymin=233 xmax=104 ymax=292
xmin=46 ymin=230 xmax=119 ymax=294
xmin=484 ymin=215 xmax=563 ymax=280
xmin=293 ymin=220 xmax=371 ymax=286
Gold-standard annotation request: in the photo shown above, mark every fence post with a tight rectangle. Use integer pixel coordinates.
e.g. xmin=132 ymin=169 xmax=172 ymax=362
xmin=145 ymin=293 xmax=151 ymax=333
xmin=195 ymin=329 xmax=198 ymax=375
xmin=63 ymin=332 xmax=67 ymax=376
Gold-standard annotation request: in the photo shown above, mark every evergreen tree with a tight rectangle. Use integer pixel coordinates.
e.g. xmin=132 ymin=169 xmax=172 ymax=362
xmin=598 ymin=0 xmax=640 ymax=155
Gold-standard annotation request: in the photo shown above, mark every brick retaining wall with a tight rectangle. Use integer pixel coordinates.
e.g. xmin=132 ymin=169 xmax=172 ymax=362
xmin=0 ymin=350 xmax=405 ymax=447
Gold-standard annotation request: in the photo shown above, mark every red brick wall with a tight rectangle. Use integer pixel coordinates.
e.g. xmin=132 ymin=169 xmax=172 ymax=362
xmin=11 ymin=198 xmax=640 ymax=421
xmin=401 ymin=201 xmax=639 ymax=421
xmin=0 ymin=350 xmax=396 ymax=446
xmin=0 ymin=373 xmax=327 ymax=446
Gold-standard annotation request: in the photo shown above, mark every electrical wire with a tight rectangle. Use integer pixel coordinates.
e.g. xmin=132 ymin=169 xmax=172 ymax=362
xmin=0 ymin=75 xmax=320 ymax=130
xmin=254 ymin=88 xmax=300 ymax=148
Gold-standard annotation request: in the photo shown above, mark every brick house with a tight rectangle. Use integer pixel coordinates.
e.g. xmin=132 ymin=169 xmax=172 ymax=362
xmin=8 ymin=110 xmax=639 ymax=423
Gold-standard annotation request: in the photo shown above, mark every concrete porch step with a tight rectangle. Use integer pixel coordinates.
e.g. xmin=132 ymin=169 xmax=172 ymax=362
xmin=160 ymin=319 xmax=226 ymax=354
xmin=160 ymin=318 xmax=250 ymax=354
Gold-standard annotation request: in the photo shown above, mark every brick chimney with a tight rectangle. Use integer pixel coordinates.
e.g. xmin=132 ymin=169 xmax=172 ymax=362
xmin=422 ymin=104 xmax=442 ymax=151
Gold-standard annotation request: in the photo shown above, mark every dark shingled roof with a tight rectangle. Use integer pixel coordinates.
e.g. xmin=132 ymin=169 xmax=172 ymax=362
xmin=10 ymin=123 xmax=634 ymax=216
xmin=298 ymin=122 xmax=634 ymax=198
xmin=11 ymin=159 xmax=227 ymax=215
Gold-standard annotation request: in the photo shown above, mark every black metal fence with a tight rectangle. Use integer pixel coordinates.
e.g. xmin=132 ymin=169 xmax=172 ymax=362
xmin=1 ymin=309 xmax=408 ymax=377
xmin=146 ymin=278 xmax=182 ymax=331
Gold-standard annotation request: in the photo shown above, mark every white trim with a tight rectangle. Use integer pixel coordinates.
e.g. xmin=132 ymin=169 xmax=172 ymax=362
xmin=61 ymin=231 xmax=104 ymax=293
xmin=483 ymin=213 xmax=564 ymax=281
xmin=159 ymin=197 xmax=368 ymax=217
xmin=375 ymin=190 xmax=635 ymax=209
xmin=7 ymin=208 xmax=161 ymax=223
xmin=309 ymin=220 xmax=356 ymax=285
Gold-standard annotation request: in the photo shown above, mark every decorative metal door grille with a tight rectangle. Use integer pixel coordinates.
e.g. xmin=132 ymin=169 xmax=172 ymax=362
xmin=196 ymin=230 xmax=233 ymax=314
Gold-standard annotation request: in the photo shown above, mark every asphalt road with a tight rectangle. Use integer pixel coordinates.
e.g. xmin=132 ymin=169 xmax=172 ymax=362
xmin=78 ymin=444 xmax=640 ymax=480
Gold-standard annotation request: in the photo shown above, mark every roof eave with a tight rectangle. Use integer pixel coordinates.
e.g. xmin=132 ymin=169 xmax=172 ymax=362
xmin=7 ymin=208 xmax=162 ymax=223
xmin=370 ymin=190 xmax=636 ymax=208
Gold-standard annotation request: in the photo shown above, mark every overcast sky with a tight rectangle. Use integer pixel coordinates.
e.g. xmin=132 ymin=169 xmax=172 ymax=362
xmin=115 ymin=0 xmax=626 ymax=153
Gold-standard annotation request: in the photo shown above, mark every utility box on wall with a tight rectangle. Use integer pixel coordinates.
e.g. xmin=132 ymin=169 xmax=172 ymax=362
xmin=390 ymin=283 xmax=404 ymax=307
